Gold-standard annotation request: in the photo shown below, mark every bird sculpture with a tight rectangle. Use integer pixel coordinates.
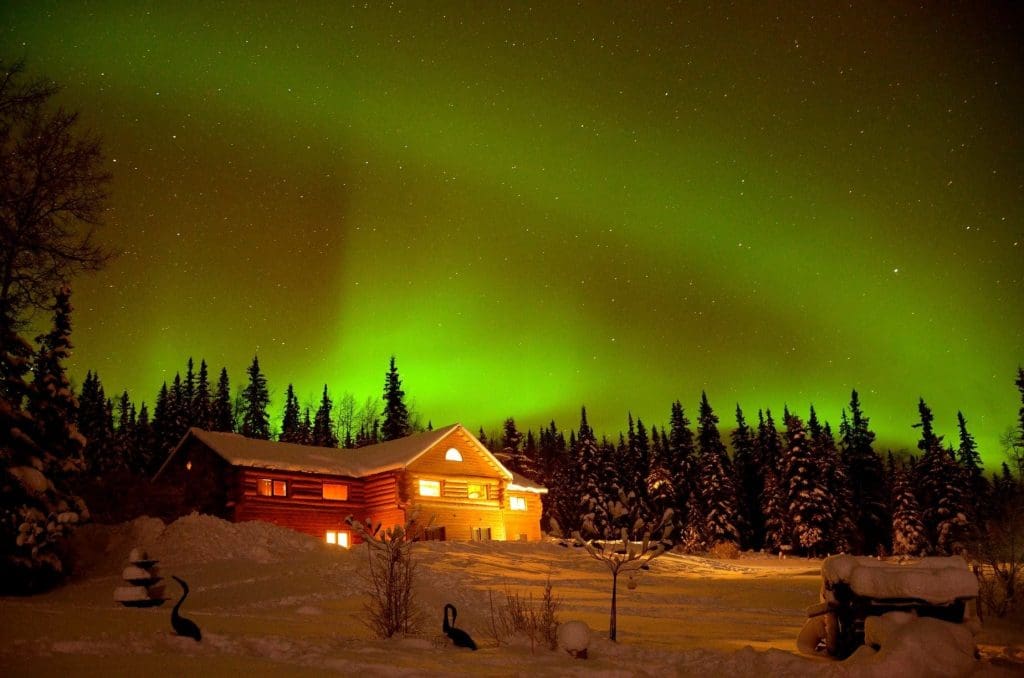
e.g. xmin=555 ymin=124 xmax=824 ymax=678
xmin=442 ymin=603 xmax=477 ymax=650
xmin=170 ymin=575 xmax=202 ymax=641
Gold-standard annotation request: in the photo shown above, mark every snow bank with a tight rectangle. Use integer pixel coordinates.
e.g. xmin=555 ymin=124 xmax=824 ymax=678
xmin=822 ymin=555 xmax=978 ymax=605
xmin=841 ymin=612 xmax=977 ymax=677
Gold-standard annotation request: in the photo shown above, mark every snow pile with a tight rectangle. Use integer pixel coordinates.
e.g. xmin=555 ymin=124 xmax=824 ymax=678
xmin=557 ymin=620 xmax=590 ymax=657
xmin=822 ymin=555 xmax=978 ymax=605
xmin=842 ymin=611 xmax=977 ymax=677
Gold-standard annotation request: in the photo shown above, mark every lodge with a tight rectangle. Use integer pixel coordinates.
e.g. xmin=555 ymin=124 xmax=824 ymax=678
xmin=154 ymin=423 xmax=547 ymax=546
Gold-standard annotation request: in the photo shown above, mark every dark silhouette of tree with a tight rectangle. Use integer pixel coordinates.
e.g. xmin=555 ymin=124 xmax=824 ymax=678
xmin=240 ymin=356 xmax=270 ymax=440
xmin=193 ymin=359 xmax=211 ymax=430
xmin=380 ymin=356 xmax=410 ymax=441
xmin=731 ymin=405 xmax=760 ymax=549
xmin=666 ymin=400 xmax=697 ymax=540
xmin=211 ymin=367 xmax=233 ymax=432
xmin=312 ymin=385 xmax=338 ymax=448
xmin=839 ymin=390 xmax=891 ymax=554
xmin=183 ymin=358 xmax=196 ymax=425
xmin=956 ymin=411 xmax=988 ymax=521
xmin=280 ymin=383 xmax=301 ymax=443
xmin=0 ymin=60 xmax=111 ymax=326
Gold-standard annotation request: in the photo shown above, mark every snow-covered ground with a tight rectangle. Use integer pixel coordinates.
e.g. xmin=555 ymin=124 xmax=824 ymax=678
xmin=1 ymin=514 xmax=1021 ymax=676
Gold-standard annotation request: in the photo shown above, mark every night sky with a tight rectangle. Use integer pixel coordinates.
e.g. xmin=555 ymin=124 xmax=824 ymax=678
xmin=3 ymin=3 xmax=1021 ymax=464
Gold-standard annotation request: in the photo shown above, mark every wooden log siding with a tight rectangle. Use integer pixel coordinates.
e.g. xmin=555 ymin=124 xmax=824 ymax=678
xmin=233 ymin=468 xmax=365 ymax=541
xmin=360 ymin=472 xmax=406 ymax=534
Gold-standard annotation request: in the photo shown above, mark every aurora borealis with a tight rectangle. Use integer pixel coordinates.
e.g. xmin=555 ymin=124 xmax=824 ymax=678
xmin=2 ymin=3 xmax=1021 ymax=464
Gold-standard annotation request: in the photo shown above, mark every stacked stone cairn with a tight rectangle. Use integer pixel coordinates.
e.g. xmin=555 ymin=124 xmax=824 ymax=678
xmin=113 ymin=547 xmax=165 ymax=607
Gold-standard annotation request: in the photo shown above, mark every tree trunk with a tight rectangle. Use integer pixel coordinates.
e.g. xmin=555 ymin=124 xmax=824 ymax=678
xmin=610 ymin=570 xmax=618 ymax=641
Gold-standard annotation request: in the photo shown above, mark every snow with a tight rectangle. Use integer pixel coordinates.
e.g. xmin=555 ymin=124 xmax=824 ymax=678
xmin=822 ymin=555 xmax=979 ymax=605
xmin=557 ymin=620 xmax=591 ymax=655
xmin=0 ymin=514 xmax=1019 ymax=676
xmin=846 ymin=612 xmax=979 ymax=677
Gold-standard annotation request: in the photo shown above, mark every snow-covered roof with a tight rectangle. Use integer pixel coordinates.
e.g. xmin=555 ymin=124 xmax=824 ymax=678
xmin=821 ymin=554 xmax=978 ymax=605
xmin=508 ymin=471 xmax=548 ymax=494
xmin=156 ymin=424 xmax=524 ymax=482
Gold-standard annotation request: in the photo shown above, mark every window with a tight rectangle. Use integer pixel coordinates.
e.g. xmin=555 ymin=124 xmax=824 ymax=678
xmin=419 ymin=479 xmax=441 ymax=497
xmin=444 ymin=447 xmax=463 ymax=462
xmin=325 ymin=531 xmax=350 ymax=548
xmin=472 ymin=527 xmax=492 ymax=541
xmin=467 ymin=483 xmax=483 ymax=499
xmin=322 ymin=483 xmax=348 ymax=501
xmin=257 ymin=479 xmax=287 ymax=497
xmin=510 ymin=496 xmax=527 ymax=511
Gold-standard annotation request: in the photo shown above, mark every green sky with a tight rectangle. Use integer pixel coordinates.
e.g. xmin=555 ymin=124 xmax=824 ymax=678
xmin=2 ymin=2 xmax=1021 ymax=464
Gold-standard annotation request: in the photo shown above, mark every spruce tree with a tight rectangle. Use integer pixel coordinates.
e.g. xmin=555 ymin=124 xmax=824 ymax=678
xmin=212 ymin=367 xmax=234 ymax=432
xmin=193 ymin=359 xmax=211 ymax=430
xmin=839 ymin=391 xmax=891 ymax=554
xmin=890 ymin=459 xmax=929 ymax=556
xmin=666 ymin=400 xmax=697 ymax=540
xmin=183 ymin=358 xmax=196 ymax=426
xmin=152 ymin=382 xmax=171 ymax=454
xmin=694 ymin=393 xmax=742 ymax=547
xmin=0 ymin=288 xmax=89 ymax=593
xmin=812 ymin=417 xmax=856 ymax=553
xmin=299 ymin=407 xmax=314 ymax=445
xmin=956 ymin=411 xmax=988 ymax=521
xmin=731 ymin=405 xmax=760 ymax=549
xmin=783 ymin=412 xmax=834 ymax=557
xmin=913 ymin=399 xmax=969 ymax=555
xmin=28 ymin=287 xmax=84 ymax=470
xmin=312 ymin=385 xmax=338 ymax=448
xmin=380 ymin=356 xmax=410 ymax=441
xmin=576 ymin=406 xmax=612 ymax=537
xmin=132 ymin=403 xmax=157 ymax=475
xmin=240 ymin=355 xmax=271 ymax=440
xmin=761 ymin=466 xmax=791 ymax=554
xmin=280 ymin=384 xmax=301 ymax=443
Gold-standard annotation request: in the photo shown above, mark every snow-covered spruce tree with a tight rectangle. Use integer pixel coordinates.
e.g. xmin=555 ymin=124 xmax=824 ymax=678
xmin=913 ymin=399 xmax=969 ymax=555
xmin=499 ymin=417 xmax=537 ymax=478
xmin=839 ymin=391 xmax=891 ymax=554
xmin=666 ymin=400 xmax=697 ymax=543
xmin=573 ymin=503 xmax=673 ymax=641
xmin=279 ymin=383 xmax=301 ymax=443
xmin=240 ymin=355 xmax=271 ymax=439
xmin=889 ymin=459 xmax=929 ymax=557
xmin=694 ymin=393 xmax=742 ymax=548
xmin=211 ymin=367 xmax=234 ymax=432
xmin=576 ymin=407 xmax=614 ymax=538
xmin=380 ymin=356 xmax=411 ymax=441
xmin=783 ymin=412 xmax=834 ymax=557
xmin=1 ymin=289 xmax=89 ymax=593
xmin=761 ymin=466 xmax=791 ymax=554
xmin=731 ymin=405 xmax=760 ymax=550
xmin=646 ymin=425 xmax=678 ymax=545
xmin=808 ymin=407 xmax=855 ymax=553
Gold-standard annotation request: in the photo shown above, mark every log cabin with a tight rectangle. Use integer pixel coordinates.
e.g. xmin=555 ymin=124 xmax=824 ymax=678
xmin=153 ymin=423 xmax=547 ymax=547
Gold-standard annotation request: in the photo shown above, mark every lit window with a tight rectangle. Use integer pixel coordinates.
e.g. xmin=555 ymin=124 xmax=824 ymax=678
xmin=510 ymin=496 xmax=527 ymax=511
xmin=273 ymin=480 xmax=287 ymax=497
xmin=325 ymin=531 xmax=350 ymax=548
xmin=444 ymin=447 xmax=463 ymax=462
xmin=323 ymin=483 xmax=348 ymax=501
xmin=467 ymin=483 xmax=483 ymax=499
xmin=185 ymin=461 xmax=192 ymax=471
xmin=258 ymin=479 xmax=272 ymax=496
xmin=419 ymin=479 xmax=441 ymax=497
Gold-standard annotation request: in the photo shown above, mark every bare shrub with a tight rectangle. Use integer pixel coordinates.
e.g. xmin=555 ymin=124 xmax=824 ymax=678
xmin=346 ymin=514 xmax=423 ymax=638
xmin=708 ymin=540 xmax=741 ymax=560
xmin=967 ymin=494 xmax=1023 ymax=619
xmin=486 ymin=577 xmax=561 ymax=651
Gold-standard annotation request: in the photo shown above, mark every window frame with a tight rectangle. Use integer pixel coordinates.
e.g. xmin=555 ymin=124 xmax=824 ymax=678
xmin=322 ymin=482 xmax=349 ymax=501
xmin=418 ymin=479 xmax=441 ymax=497
xmin=509 ymin=495 xmax=528 ymax=511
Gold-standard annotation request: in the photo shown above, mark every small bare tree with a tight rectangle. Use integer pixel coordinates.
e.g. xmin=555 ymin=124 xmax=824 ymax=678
xmin=346 ymin=513 xmax=424 ymax=638
xmin=969 ymin=493 xmax=1023 ymax=618
xmin=486 ymin=577 xmax=560 ymax=651
xmin=574 ymin=506 xmax=673 ymax=641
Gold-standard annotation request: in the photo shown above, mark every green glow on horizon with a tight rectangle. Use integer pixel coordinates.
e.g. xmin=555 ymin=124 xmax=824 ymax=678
xmin=2 ymin=2 xmax=1021 ymax=464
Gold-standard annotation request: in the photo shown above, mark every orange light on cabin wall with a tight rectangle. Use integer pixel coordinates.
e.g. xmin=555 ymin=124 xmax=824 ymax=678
xmin=325 ymin=531 xmax=350 ymax=547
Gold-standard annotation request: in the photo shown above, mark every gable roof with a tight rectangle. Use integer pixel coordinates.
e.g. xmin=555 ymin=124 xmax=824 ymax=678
xmin=155 ymin=423 xmax=517 ymax=481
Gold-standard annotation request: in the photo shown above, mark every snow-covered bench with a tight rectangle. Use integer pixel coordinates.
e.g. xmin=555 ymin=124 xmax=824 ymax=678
xmin=798 ymin=554 xmax=979 ymax=659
